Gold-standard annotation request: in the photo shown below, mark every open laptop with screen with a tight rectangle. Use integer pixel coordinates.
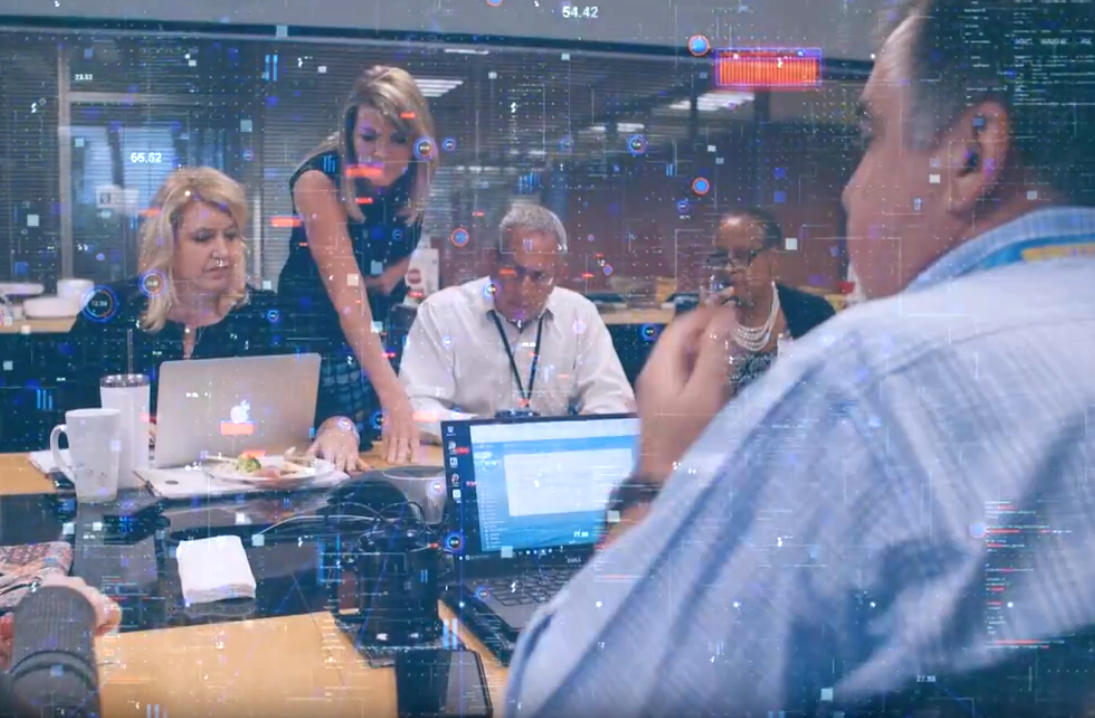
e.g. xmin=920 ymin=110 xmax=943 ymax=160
xmin=154 ymin=354 xmax=321 ymax=468
xmin=441 ymin=413 xmax=639 ymax=637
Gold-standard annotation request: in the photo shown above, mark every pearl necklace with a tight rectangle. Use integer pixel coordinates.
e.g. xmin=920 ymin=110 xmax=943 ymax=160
xmin=732 ymin=282 xmax=779 ymax=353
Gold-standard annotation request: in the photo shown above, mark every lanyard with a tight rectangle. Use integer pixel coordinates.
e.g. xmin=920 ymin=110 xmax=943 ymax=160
xmin=969 ymin=235 xmax=1095 ymax=275
xmin=489 ymin=310 xmax=546 ymax=407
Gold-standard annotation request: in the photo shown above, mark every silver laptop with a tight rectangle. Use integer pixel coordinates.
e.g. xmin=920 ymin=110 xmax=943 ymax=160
xmin=154 ymin=354 xmax=321 ymax=468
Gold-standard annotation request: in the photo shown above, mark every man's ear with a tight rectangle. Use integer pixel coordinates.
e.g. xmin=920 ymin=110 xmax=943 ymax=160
xmin=944 ymin=101 xmax=1011 ymax=215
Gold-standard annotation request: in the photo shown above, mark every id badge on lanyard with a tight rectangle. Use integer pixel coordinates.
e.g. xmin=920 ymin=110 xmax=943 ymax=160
xmin=489 ymin=311 xmax=546 ymax=410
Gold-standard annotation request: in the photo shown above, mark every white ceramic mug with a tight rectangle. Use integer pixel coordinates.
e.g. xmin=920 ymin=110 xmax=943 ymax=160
xmin=49 ymin=408 xmax=122 ymax=503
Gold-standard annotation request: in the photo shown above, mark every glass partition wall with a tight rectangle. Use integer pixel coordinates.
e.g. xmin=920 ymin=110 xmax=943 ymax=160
xmin=0 ymin=25 xmax=865 ymax=297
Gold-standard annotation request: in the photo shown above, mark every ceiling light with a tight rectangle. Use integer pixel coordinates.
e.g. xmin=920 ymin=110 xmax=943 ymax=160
xmin=586 ymin=122 xmax=647 ymax=133
xmin=444 ymin=48 xmax=490 ymax=55
xmin=668 ymin=91 xmax=754 ymax=112
xmin=415 ymin=78 xmax=464 ymax=98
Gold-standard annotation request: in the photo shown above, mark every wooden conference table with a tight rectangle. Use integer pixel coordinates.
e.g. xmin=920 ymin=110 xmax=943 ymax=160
xmin=0 ymin=445 xmax=512 ymax=718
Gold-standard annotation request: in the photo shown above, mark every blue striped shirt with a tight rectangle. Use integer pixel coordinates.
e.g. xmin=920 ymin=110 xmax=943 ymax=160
xmin=505 ymin=207 xmax=1095 ymax=717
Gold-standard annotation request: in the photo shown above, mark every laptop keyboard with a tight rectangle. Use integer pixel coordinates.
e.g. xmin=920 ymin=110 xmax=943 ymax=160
xmin=481 ymin=568 xmax=577 ymax=607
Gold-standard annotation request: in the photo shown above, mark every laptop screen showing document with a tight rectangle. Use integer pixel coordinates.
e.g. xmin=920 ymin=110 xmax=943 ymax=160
xmin=442 ymin=414 xmax=639 ymax=560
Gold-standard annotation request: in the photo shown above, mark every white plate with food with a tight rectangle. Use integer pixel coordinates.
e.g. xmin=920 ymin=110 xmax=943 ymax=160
xmin=205 ymin=451 xmax=336 ymax=489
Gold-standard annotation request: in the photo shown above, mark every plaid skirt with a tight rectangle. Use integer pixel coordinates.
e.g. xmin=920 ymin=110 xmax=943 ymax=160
xmin=319 ymin=347 xmax=381 ymax=441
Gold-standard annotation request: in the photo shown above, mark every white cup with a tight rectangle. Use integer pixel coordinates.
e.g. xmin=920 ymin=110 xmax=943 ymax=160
xmin=49 ymin=408 xmax=122 ymax=503
xmin=57 ymin=278 xmax=95 ymax=308
xmin=100 ymin=374 xmax=151 ymax=490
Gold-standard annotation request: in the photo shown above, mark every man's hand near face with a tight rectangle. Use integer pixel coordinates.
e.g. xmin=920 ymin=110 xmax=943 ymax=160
xmin=634 ymin=304 xmax=745 ymax=485
xmin=602 ymin=305 xmax=744 ymax=546
xmin=639 ymin=302 xmax=748 ymax=481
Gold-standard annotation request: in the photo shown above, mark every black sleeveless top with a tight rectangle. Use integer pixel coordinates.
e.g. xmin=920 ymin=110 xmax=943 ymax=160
xmin=276 ymin=149 xmax=421 ymax=350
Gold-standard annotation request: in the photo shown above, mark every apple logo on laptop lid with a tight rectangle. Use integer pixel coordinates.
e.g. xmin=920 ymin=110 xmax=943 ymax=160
xmin=229 ymin=400 xmax=250 ymax=425
xmin=221 ymin=400 xmax=254 ymax=437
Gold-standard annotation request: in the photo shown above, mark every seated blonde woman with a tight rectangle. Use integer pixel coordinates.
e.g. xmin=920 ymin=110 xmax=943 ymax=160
xmin=63 ymin=167 xmax=364 ymax=470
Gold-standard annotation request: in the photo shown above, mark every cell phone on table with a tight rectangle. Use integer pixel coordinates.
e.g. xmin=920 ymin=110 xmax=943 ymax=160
xmin=395 ymin=649 xmax=492 ymax=718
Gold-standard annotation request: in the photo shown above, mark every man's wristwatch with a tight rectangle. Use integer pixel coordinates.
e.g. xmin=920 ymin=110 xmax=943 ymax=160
xmin=605 ymin=473 xmax=662 ymax=525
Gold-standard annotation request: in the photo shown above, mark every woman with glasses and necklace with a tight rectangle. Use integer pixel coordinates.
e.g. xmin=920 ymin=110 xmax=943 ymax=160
xmin=277 ymin=66 xmax=439 ymax=464
xmin=702 ymin=207 xmax=835 ymax=393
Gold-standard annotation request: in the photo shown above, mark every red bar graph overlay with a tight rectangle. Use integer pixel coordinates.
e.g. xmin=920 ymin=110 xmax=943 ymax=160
xmin=715 ymin=48 xmax=823 ymax=89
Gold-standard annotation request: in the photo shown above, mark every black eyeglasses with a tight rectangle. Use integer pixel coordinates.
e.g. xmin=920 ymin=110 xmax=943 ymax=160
xmin=705 ymin=247 xmax=766 ymax=271
xmin=497 ymin=262 xmax=554 ymax=285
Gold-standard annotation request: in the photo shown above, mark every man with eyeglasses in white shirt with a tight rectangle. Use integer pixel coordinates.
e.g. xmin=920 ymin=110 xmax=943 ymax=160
xmin=399 ymin=204 xmax=634 ymax=443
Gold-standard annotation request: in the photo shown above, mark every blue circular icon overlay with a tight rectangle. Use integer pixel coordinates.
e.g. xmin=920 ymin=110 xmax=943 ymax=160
xmin=688 ymin=35 xmax=711 ymax=56
xmin=451 ymin=227 xmax=470 ymax=248
xmin=82 ymin=285 xmax=119 ymax=323
xmin=444 ymin=532 xmax=465 ymax=553
xmin=414 ymin=137 xmax=435 ymax=161
xmin=139 ymin=270 xmax=166 ymax=298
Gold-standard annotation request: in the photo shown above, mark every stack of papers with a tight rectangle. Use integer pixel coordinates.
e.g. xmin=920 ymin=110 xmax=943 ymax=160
xmin=176 ymin=535 xmax=256 ymax=605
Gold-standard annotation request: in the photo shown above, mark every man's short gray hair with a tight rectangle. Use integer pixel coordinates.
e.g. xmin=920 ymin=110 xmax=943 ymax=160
xmin=886 ymin=0 xmax=1095 ymax=204
xmin=497 ymin=204 xmax=569 ymax=254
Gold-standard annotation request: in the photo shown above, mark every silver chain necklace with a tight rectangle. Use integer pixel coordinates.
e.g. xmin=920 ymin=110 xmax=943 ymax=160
xmin=732 ymin=282 xmax=780 ymax=353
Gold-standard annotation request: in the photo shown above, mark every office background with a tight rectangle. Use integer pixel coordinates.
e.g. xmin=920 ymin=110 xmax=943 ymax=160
xmin=0 ymin=5 xmax=873 ymax=449
xmin=0 ymin=28 xmax=865 ymax=289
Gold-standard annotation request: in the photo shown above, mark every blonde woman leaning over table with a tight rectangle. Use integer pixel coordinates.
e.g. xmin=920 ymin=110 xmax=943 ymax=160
xmin=276 ymin=66 xmax=440 ymax=465
xmin=60 ymin=167 xmax=365 ymax=472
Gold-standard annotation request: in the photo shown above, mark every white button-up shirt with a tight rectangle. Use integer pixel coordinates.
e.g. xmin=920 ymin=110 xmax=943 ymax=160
xmin=400 ymin=276 xmax=635 ymax=441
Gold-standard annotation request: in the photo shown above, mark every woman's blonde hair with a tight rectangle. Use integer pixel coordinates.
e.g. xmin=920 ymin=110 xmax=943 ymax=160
xmin=138 ymin=167 xmax=249 ymax=332
xmin=304 ymin=65 xmax=438 ymax=224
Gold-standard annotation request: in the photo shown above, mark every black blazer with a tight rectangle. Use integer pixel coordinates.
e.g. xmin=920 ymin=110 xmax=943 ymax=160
xmin=775 ymin=283 xmax=836 ymax=339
